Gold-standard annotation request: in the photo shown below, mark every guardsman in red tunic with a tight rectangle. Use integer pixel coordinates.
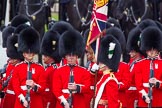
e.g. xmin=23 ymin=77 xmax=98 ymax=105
xmin=106 ymin=27 xmax=131 ymax=107
xmin=0 ymin=25 xmax=15 ymax=107
xmin=2 ymin=34 xmax=24 ymax=108
xmin=40 ymin=30 xmax=62 ymax=108
xmin=94 ymin=35 xmax=122 ymax=108
xmin=52 ymin=30 xmax=91 ymax=108
xmin=12 ymin=27 xmax=46 ymax=108
xmin=85 ymin=45 xmax=104 ymax=108
xmin=126 ymin=27 xmax=144 ymax=108
xmin=2 ymin=24 xmax=31 ymax=106
xmin=133 ymin=26 xmax=162 ymax=107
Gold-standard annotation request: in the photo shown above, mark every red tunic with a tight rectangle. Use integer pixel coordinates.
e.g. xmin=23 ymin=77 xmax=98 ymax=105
xmin=52 ymin=64 xmax=91 ymax=108
xmin=134 ymin=58 xmax=162 ymax=107
xmin=95 ymin=73 xmax=120 ymax=108
xmin=2 ymin=63 xmax=16 ymax=108
xmin=115 ymin=62 xmax=131 ymax=107
xmin=42 ymin=63 xmax=58 ymax=108
xmin=12 ymin=61 xmax=46 ymax=108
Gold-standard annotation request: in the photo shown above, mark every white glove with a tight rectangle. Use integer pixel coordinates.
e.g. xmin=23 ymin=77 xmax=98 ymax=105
xmin=149 ymin=77 xmax=161 ymax=88
xmin=144 ymin=95 xmax=150 ymax=104
xmin=91 ymin=63 xmax=99 ymax=73
xmin=139 ymin=89 xmax=150 ymax=104
xmin=64 ymin=102 xmax=70 ymax=108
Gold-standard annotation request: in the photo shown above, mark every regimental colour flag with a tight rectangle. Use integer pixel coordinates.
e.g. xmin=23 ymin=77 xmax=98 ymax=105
xmin=87 ymin=0 xmax=109 ymax=46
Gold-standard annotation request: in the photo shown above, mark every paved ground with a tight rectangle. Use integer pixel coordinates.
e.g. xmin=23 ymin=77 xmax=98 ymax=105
xmin=0 ymin=31 xmax=8 ymax=68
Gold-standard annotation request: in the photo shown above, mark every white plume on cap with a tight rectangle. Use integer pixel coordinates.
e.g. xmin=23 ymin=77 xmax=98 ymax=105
xmin=137 ymin=34 xmax=142 ymax=47
xmin=25 ymin=21 xmax=31 ymax=26
xmin=108 ymin=42 xmax=116 ymax=59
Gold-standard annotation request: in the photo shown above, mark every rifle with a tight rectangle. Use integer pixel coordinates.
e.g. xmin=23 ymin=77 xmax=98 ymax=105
xmin=0 ymin=70 xmax=13 ymax=98
xmin=1 ymin=70 xmax=13 ymax=90
xmin=26 ymin=62 xmax=32 ymax=108
xmin=148 ymin=59 xmax=154 ymax=108
xmin=67 ymin=65 xmax=74 ymax=108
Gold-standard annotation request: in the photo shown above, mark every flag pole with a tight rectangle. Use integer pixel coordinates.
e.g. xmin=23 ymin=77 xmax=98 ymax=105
xmin=86 ymin=1 xmax=109 ymax=107
xmin=91 ymin=36 xmax=101 ymax=108
xmin=91 ymin=28 xmax=106 ymax=107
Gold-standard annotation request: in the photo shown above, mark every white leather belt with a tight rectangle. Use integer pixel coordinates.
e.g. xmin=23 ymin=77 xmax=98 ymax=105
xmin=143 ymin=83 xmax=149 ymax=88
xmin=128 ymin=86 xmax=137 ymax=90
xmin=21 ymin=85 xmax=27 ymax=90
xmin=6 ymin=89 xmax=15 ymax=95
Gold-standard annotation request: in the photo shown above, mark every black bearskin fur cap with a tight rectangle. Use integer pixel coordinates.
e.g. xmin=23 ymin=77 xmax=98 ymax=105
xmin=2 ymin=26 xmax=15 ymax=48
xmin=98 ymin=35 xmax=122 ymax=72
xmin=14 ymin=24 xmax=30 ymax=34
xmin=18 ymin=27 xmax=40 ymax=53
xmin=50 ymin=21 xmax=73 ymax=34
xmin=127 ymin=27 xmax=142 ymax=53
xmin=59 ymin=30 xmax=85 ymax=57
xmin=11 ymin=14 xmax=33 ymax=27
xmin=7 ymin=34 xmax=24 ymax=60
xmin=41 ymin=30 xmax=61 ymax=63
xmin=140 ymin=26 xmax=162 ymax=52
xmin=137 ymin=19 xmax=157 ymax=31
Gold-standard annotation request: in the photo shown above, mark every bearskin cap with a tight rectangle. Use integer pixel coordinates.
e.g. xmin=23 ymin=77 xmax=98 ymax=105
xmin=50 ymin=21 xmax=73 ymax=34
xmin=14 ymin=24 xmax=31 ymax=34
xmin=126 ymin=27 xmax=142 ymax=53
xmin=41 ymin=30 xmax=61 ymax=63
xmin=155 ymin=21 xmax=162 ymax=31
xmin=137 ymin=19 xmax=157 ymax=31
xmin=59 ymin=29 xmax=85 ymax=57
xmin=106 ymin=27 xmax=126 ymax=52
xmin=2 ymin=26 xmax=15 ymax=48
xmin=18 ymin=27 xmax=40 ymax=53
xmin=6 ymin=34 xmax=24 ymax=60
xmin=98 ymin=35 xmax=122 ymax=72
xmin=11 ymin=14 xmax=33 ymax=27
xmin=140 ymin=26 xmax=162 ymax=52
xmin=106 ymin=17 xmax=121 ymax=29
